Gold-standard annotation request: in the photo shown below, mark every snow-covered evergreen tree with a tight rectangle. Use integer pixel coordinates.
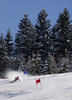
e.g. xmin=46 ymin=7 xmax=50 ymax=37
xmin=58 ymin=57 xmax=70 ymax=73
xmin=69 ymin=26 xmax=72 ymax=55
xmin=15 ymin=14 xmax=36 ymax=59
xmin=36 ymin=52 xmax=43 ymax=75
xmin=5 ymin=28 xmax=13 ymax=57
xmin=44 ymin=53 xmax=51 ymax=74
xmin=49 ymin=54 xmax=58 ymax=74
xmin=0 ymin=33 xmax=8 ymax=72
xmin=44 ymin=53 xmax=58 ymax=74
xmin=0 ymin=33 xmax=6 ymax=60
xmin=27 ymin=52 xmax=43 ymax=75
xmin=35 ymin=8 xmax=51 ymax=60
xmin=29 ymin=52 xmax=37 ymax=75
xmin=52 ymin=7 xmax=72 ymax=57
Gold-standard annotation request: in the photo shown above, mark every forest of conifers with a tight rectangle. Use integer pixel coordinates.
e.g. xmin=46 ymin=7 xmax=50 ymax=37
xmin=0 ymin=7 xmax=72 ymax=76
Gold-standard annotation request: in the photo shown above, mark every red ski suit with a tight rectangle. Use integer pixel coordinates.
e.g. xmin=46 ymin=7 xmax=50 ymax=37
xmin=14 ymin=77 xmax=20 ymax=82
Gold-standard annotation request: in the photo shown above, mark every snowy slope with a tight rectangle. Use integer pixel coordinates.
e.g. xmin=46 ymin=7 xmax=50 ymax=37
xmin=0 ymin=71 xmax=72 ymax=100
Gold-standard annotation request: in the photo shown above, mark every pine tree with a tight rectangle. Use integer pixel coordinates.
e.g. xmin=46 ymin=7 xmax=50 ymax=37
xmin=27 ymin=53 xmax=36 ymax=75
xmin=5 ymin=28 xmax=13 ymax=57
xmin=28 ymin=52 xmax=37 ymax=75
xmin=44 ymin=53 xmax=58 ymax=74
xmin=27 ymin=56 xmax=33 ymax=74
xmin=52 ymin=7 xmax=72 ymax=57
xmin=0 ymin=33 xmax=7 ymax=72
xmin=35 ymin=8 xmax=51 ymax=60
xmin=0 ymin=33 xmax=6 ymax=59
xmin=49 ymin=54 xmax=58 ymax=74
xmin=58 ymin=57 xmax=70 ymax=73
xmin=44 ymin=53 xmax=51 ymax=74
xmin=15 ymin=14 xmax=36 ymax=59
xmin=69 ymin=26 xmax=72 ymax=55
xmin=27 ymin=52 xmax=43 ymax=75
xmin=36 ymin=52 xmax=43 ymax=75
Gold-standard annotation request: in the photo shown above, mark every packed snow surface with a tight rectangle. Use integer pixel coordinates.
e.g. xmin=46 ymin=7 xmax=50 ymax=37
xmin=0 ymin=71 xmax=72 ymax=100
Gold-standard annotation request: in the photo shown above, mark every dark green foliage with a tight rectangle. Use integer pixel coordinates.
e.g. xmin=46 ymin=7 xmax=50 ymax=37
xmin=0 ymin=7 xmax=72 ymax=75
xmin=27 ymin=52 xmax=43 ymax=75
xmin=35 ymin=8 xmax=51 ymax=59
xmin=52 ymin=7 xmax=72 ymax=57
xmin=15 ymin=14 xmax=36 ymax=59
xmin=69 ymin=26 xmax=72 ymax=55
xmin=0 ymin=33 xmax=7 ymax=72
xmin=0 ymin=33 xmax=6 ymax=60
xmin=5 ymin=28 xmax=13 ymax=57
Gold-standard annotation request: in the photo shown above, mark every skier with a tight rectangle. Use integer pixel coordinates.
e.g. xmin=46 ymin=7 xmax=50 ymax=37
xmin=10 ymin=76 xmax=20 ymax=83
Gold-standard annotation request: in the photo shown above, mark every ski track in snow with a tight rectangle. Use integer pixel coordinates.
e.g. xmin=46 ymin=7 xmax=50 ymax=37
xmin=0 ymin=71 xmax=72 ymax=100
